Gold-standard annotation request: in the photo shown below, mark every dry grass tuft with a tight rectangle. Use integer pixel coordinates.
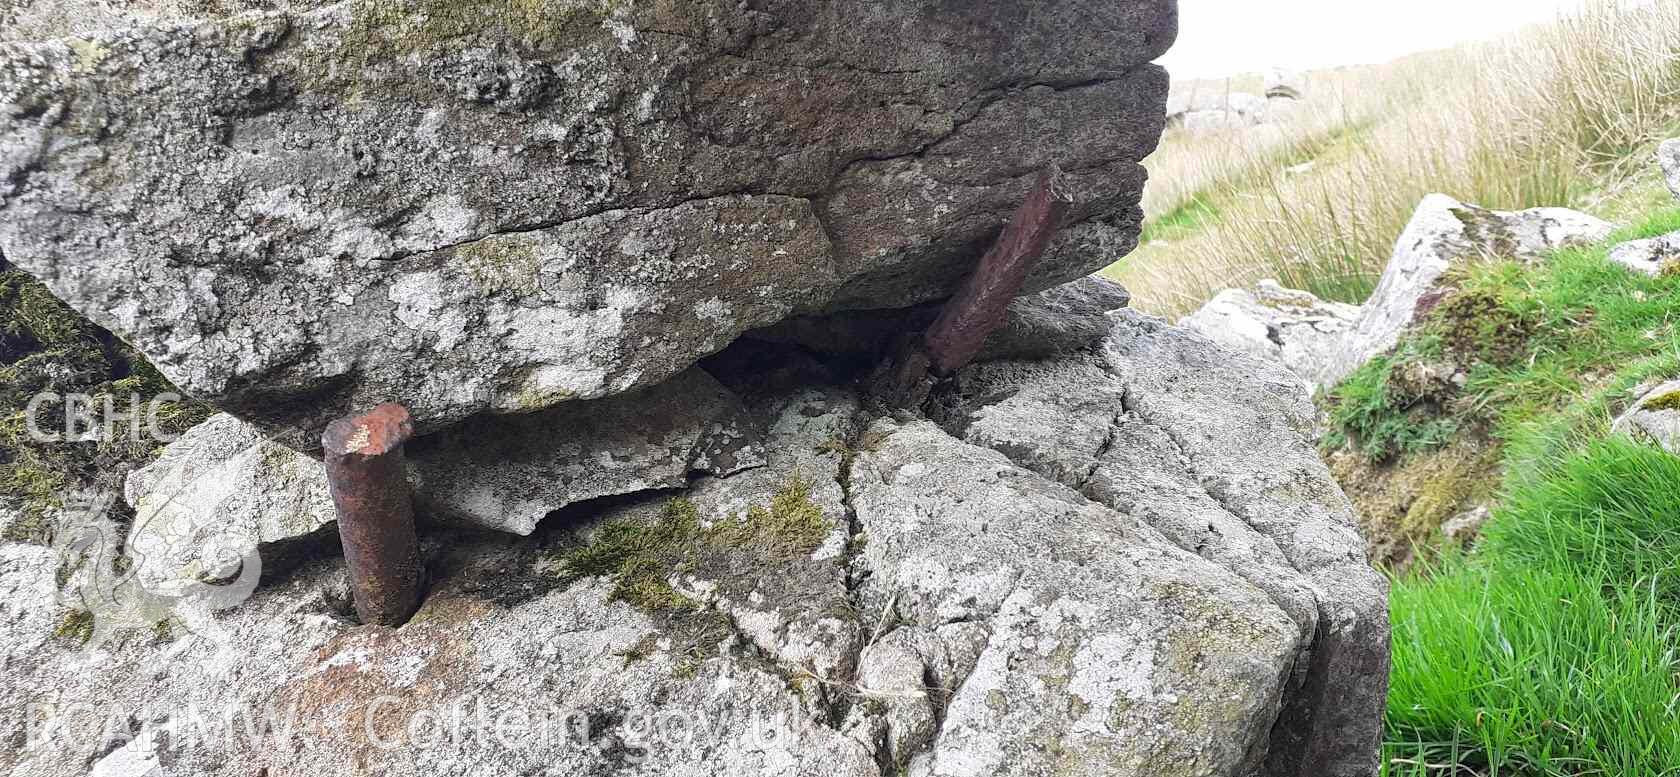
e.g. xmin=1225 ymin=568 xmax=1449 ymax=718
xmin=1109 ymin=1 xmax=1680 ymax=318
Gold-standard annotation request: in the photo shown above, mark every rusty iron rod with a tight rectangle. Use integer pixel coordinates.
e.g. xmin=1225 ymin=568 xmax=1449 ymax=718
xmin=877 ymin=166 xmax=1073 ymax=407
xmin=322 ymin=402 xmax=422 ymax=627
xmin=923 ymin=165 xmax=1073 ymax=376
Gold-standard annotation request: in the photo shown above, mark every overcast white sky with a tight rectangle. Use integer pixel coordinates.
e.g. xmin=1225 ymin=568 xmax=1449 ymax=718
xmin=1160 ymin=0 xmax=1593 ymax=79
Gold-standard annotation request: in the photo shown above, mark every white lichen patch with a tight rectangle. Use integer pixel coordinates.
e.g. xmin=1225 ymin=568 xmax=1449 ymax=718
xmin=694 ymin=296 xmax=733 ymax=326
xmin=1068 ymin=628 xmax=1156 ymax=735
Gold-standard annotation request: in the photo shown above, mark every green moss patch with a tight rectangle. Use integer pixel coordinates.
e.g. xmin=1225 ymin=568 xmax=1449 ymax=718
xmin=554 ymin=478 xmax=831 ymax=611
xmin=704 ymin=477 xmax=829 ymax=559
xmin=548 ymin=478 xmax=834 ymax=676
xmin=1328 ymin=436 xmax=1500 ymax=570
xmin=52 ymin=609 xmax=94 ymax=646
xmin=0 ymin=259 xmax=212 ymax=544
xmin=1424 ymin=282 xmax=1538 ymax=366
xmin=1639 ymin=389 xmax=1680 ymax=412
xmin=555 ymin=496 xmax=705 ymax=612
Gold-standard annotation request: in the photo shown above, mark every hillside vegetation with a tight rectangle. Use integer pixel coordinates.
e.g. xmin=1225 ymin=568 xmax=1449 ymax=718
xmin=1117 ymin=2 xmax=1680 ymax=774
xmin=1108 ymin=0 xmax=1680 ymax=317
xmin=1333 ymin=210 xmax=1680 ymax=775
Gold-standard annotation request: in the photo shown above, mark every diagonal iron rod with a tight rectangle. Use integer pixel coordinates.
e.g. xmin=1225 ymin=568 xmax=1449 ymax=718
xmin=878 ymin=165 xmax=1073 ymax=406
xmin=923 ymin=165 xmax=1073 ymax=376
xmin=323 ymin=402 xmax=422 ymax=627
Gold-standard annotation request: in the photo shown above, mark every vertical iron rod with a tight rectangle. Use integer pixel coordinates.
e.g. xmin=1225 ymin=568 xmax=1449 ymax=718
xmin=323 ymin=403 xmax=422 ymax=627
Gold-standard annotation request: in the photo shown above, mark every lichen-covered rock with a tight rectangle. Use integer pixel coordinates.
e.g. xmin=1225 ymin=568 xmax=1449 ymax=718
xmin=854 ymin=630 xmax=938 ymax=768
xmin=123 ymin=367 xmax=765 ymax=590
xmin=1607 ymin=230 xmax=1680 ymax=277
xmin=1324 ymin=194 xmax=1614 ymax=387
xmin=1179 ymin=279 xmax=1358 ymax=395
xmin=933 ymin=310 xmax=1389 ymax=777
xmin=1 ymin=313 xmax=1387 ymax=777
xmin=851 ymin=417 xmax=1299 ymax=776
xmin=1660 ymin=138 xmax=1680 ymax=201
xmin=0 ymin=542 xmax=59 ymax=663
xmin=663 ymin=387 xmax=863 ymax=682
xmin=0 ymin=0 xmax=1173 ymax=450
xmin=407 ymin=367 xmax=766 ymax=535
xmin=124 ymin=413 xmax=337 ymax=591
xmin=1613 ymin=379 xmax=1680 ymax=454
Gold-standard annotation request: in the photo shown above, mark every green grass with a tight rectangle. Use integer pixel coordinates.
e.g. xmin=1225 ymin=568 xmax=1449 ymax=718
xmin=1479 ymin=438 xmax=1680 ymax=606
xmin=1139 ymin=194 xmax=1221 ymax=244
xmin=1324 ymin=353 xmax=1461 ymax=462
xmin=1374 ymin=210 xmax=1680 ymax=774
xmin=1387 ymin=557 xmax=1680 ymax=776
xmin=1325 ymin=208 xmax=1680 ymax=465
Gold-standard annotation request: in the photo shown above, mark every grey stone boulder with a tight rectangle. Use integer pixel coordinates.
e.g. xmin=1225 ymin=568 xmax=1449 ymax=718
xmin=1265 ymin=68 xmax=1304 ymax=100
xmin=1181 ymin=108 xmax=1252 ymax=132
xmin=4 ymin=314 xmax=1389 ymax=777
xmin=851 ymin=417 xmax=1300 ymax=776
xmin=751 ymin=275 xmax=1131 ymax=364
xmin=123 ymin=367 xmax=766 ymax=589
xmin=1612 ymin=379 xmax=1680 ymax=454
xmin=1607 ymin=230 xmax=1680 ymax=277
xmin=932 ymin=310 xmax=1390 ymax=777
xmin=1660 ymin=138 xmax=1680 ymax=201
xmin=981 ymin=274 xmax=1134 ymax=361
xmin=407 ymin=368 xmax=766 ymax=536
xmin=6 ymin=545 xmax=888 ymax=777
xmin=124 ymin=413 xmax=338 ymax=592
xmin=0 ymin=0 xmax=1174 ymax=450
xmin=1167 ymin=89 xmax=1268 ymax=129
xmin=1324 ymin=194 xmax=1614 ymax=387
xmin=1179 ymin=279 xmax=1359 ymax=395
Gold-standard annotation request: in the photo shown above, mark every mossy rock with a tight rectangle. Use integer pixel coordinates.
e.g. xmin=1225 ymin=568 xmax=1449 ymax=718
xmin=0 ymin=258 xmax=212 ymax=544
xmin=1639 ymin=389 xmax=1680 ymax=413
xmin=1328 ymin=435 xmax=1502 ymax=570
xmin=1424 ymin=284 xmax=1537 ymax=366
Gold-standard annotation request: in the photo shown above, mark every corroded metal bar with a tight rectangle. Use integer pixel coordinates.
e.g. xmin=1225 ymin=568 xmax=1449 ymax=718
xmin=923 ymin=165 xmax=1073 ymax=376
xmin=874 ymin=166 xmax=1073 ymax=408
xmin=322 ymin=402 xmax=422 ymax=627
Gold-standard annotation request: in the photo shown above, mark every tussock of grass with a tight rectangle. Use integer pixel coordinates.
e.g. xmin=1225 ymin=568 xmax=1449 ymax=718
xmin=1324 ymin=354 xmax=1461 ymax=462
xmin=1386 ymin=439 xmax=1680 ymax=774
xmin=1373 ymin=214 xmax=1680 ymax=773
xmin=1481 ymin=438 xmax=1680 ymax=604
xmin=1386 ymin=559 xmax=1680 ymax=775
